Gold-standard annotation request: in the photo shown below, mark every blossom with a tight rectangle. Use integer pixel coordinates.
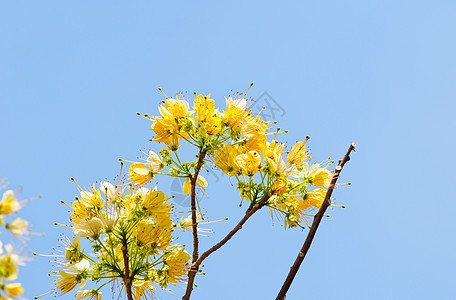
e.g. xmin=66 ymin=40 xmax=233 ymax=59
xmin=240 ymin=112 xmax=269 ymax=138
xmin=65 ymin=236 xmax=83 ymax=264
xmin=165 ymin=247 xmax=191 ymax=284
xmin=135 ymin=219 xmax=171 ymax=249
xmin=223 ymin=97 xmax=246 ymax=127
xmin=204 ymin=116 xmax=222 ymax=135
xmin=134 ymin=219 xmax=157 ymax=246
xmin=146 ymin=151 xmax=164 ymax=172
xmin=213 ymin=144 xmax=241 ymax=176
xmin=4 ymin=283 xmax=24 ymax=297
xmin=235 ymin=151 xmax=261 ymax=176
xmin=0 ymin=190 xmax=20 ymax=215
xmin=75 ymin=289 xmax=102 ymax=300
xmin=262 ymin=140 xmax=285 ymax=161
xmin=129 ymin=163 xmax=154 ymax=185
xmin=182 ymin=175 xmax=208 ymax=195
xmin=158 ymin=97 xmax=190 ymax=119
xmin=56 ymin=259 xmax=90 ymax=294
xmin=6 ymin=218 xmax=29 ymax=236
xmin=133 ymin=280 xmax=154 ymax=300
xmin=272 ymin=179 xmax=287 ymax=194
xmin=193 ymin=94 xmax=214 ymax=122
xmin=305 ymin=188 xmax=327 ymax=209
xmin=142 ymin=189 xmax=172 ymax=228
xmin=99 ymin=181 xmax=116 ymax=200
xmin=300 ymin=162 xmax=333 ymax=187
xmin=287 ymin=141 xmax=309 ymax=165
xmin=0 ymin=254 xmax=18 ymax=281
xmin=73 ymin=217 xmax=104 ymax=239
xmin=151 ymin=116 xmax=181 ymax=150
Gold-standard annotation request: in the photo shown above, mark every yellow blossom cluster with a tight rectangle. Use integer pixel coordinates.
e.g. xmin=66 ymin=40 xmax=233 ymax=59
xmin=40 ymin=181 xmax=191 ymax=299
xmin=42 ymin=85 xmax=347 ymax=300
xmin=128 ymin=89 xmax=339 ymax=229
xmin=0 ymin=185 xmax=34 ymax=300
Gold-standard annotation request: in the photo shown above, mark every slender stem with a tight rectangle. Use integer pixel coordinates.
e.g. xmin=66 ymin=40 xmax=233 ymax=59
xmin=182 ymin=150 xmax=207 ymax=300
xmin=276 ymin=143 xmax=356 ymax=300
xmin=121 ymin=238 xmax=134 ymax=300
xmin=182 ymin=193 xmax=271 ymax=300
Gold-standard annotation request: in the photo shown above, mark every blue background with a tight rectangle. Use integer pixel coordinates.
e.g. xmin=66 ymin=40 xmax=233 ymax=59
xmin=1 ymin=1 xmax=455 ymax=299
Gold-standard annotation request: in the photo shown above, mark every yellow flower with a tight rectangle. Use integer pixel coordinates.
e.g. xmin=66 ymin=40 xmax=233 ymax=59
xmin=70 ymin=186 xmax=103 ymax=225
xmin=182 ymin=176 xmax=208 ymax=195
xmin=4 ymin=283 xmax=23 ymax=297
xmin=129 ymin=163 xmax=154 ymax=185
xmin=295 ymin=198 xmax=311 ymax=211
xmin=272 ymin=179 xmax=287 ymax=194
xmin=99 ymin=181 xmax=118 ymax=201
xmin=240 ymin=112 xmax=269 ymax=138
xmin=213 ymin=144 xmax=241 ymax=176
xmin=151 ymin=116 xmax=181 ymax=150
xmin=0 ymin=255 xmax=18 ymax=280
xmin=132 ymin=219 xmax=171 ymax=249
xmin=6 ymin=218 xmax=29 ymax=236
xmin=287 ymin=141 xmax=309 ymax=165
xmin=135 ymin=219 xmax=161 ymax=247
xmin=204 ymin=116 xmax=222 ymax=135
xmin=75 ymin=289 xmax=102 ymax=300
xmin=56 ymin=270 xmax=79 ymax=294
xmin=0 ymin=190 xmax=20 ymax=215
xmin=262 ymin=140 xmax=285 ymax=161
xmin=179 ymin=213 xmax=202 ymax=231
xmin=133 ymin=280 xmax=155 ymax=300
xmin=142 ymin=190 xmax=172 ymax=228
xmin=193 ymin=94 xmax=214 ymax=122
xmin=56 ymin=259 xmax=90 ymax=295
xmin=223 ymin=97 xmax=246 ymax=127
xmin=158 ymin=97 xmax=190 ymax=118
xmin=235 ymin=151 xmax=261 ymax=176
xmin=312 ymin=169 xmax=332 ymax=187
xmin=65 ymin=236 xmax=82 ymax=263
xmin=78 ymin=187 xmax=103 ymax=209
xmin=71 ymin=200 xmax=88 ymax=225
xmin=301 ymin=162 xmax=333 ymax=187
xmin=305 ymin=188 xmax=327 ymax=209
xmin=225 ymin=96 xmax=247 ymax=110
xmin=245 ymin=134 xmax=267 ymax=153
xmin=146 ymin=151 xmax=164 ymax=172
xmin=165 ymin=247 xmax=191 ymax=283
xmin=264 ymin=154 xmax=288 ymax=176
xmin=73 ymin=217 xmax=104 ymax=239
xmin=134 ymin=219 xmax=152 ymax=245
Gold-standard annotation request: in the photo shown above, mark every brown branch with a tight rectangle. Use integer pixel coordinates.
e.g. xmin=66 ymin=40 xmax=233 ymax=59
xmin=276 ymin=142 xmax=356 ymax=300
xmin=182 ymin=150 xmax=207 ymax=300
xmin=182 ymin=193 xmax=271 ymax=300
xmin=121 ymin=238 xmax=133 ymax=300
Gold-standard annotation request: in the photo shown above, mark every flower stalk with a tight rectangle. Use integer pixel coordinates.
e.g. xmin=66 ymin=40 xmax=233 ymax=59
xmin=183 ymin=150 xmax=207 ymax=300
xmin=121 ymin=238 xmax=133 ymax=300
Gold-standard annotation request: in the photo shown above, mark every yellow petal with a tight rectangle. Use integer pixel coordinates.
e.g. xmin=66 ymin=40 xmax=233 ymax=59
xmin=183 ymin=178 xmax=191 ymax=195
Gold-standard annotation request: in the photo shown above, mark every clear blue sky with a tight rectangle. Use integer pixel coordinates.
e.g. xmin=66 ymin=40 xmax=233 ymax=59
xmin=1 ymin=1 xmax=455 ymax=299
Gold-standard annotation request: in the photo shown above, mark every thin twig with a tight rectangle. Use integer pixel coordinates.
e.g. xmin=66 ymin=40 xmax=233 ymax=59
xmin=121 ymin=238 xmax=133 ymax=300
xmin=276 ymin=142 xmax=356 ymax=300
xmin=182 ymin=150 xmax=207 ymax=300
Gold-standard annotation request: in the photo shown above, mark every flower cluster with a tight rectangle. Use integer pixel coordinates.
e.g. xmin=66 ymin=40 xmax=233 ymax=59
xmin=43 ymin=85 xmax=347 ymax=300
xmin=41 ymin=181 xmax=191 ymax=299
xmin=130 ymin=89 xmax=339 ymax=229
xmin=0 ymin=183 xmax=34 ymax=299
